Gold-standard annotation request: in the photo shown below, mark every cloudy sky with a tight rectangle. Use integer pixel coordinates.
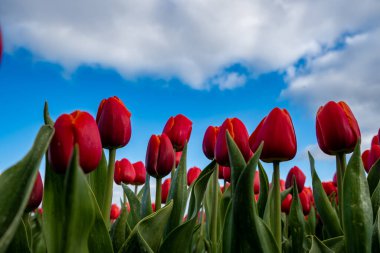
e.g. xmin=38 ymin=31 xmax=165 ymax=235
xmin=1 ymin=0 xmax=380 ymax=203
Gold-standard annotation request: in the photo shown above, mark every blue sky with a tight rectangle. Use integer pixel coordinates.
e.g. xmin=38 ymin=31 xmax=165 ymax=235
xmin=1 ymin=0 xmax=380 ymax=202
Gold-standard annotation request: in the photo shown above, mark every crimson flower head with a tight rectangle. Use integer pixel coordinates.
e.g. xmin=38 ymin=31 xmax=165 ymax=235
xmin=254 ymin=171 xmax=260 ymax=194
xmin=114 ymin=158 xmax=135 ymax=185
xmin=250 ymin=108 xmax=297 ymax=163
xmin=218 ymin=165 xmax=224 ymax=179
xmin=145 ymin=134 xmax=175 ymax=178
xmin=322 ymin=181 xmax=337 ymax=196
xmin=222 ymin=166 xmax=231 ymax=182
xmin=110 ymin=204 xmax=120 ymax=220
xmin=316 ymin=101 xmax=360 ymax=155
xmin=299 ymin=189 xmax=311 ymax=215
xmin=175 ymin=151 xmax=182 ymax=168
xmin=161 ymin=178 xmax=171 ymax=204
xmin=372 ymin=135 xmax=379 ymax=146
xmin=132 ymin=161 xmax=146 ymax=185
xmin=215 ymin=118 xmax=252 ymax=166
xmin=26 ymin=172 xmax=43 ymax=212
xmin=162 ymin=114 xmax=192 ymax=151
xmin=281 ymin=194 xmax=292 ymax=214
xmin=362 ymin=150 xmax=371 ymax=173
xmin=285 ymin=166 xmax=306 ymax=192
xmin=48 ymin=111 xmax=102 ymax=174
xmin=202 ymin=126 xmax=219 ymax=160
xmin=187 ymin=167 xmax=201 ymax=186
xmin=368 ymin=144 xmax=380 ymax=171
xmin=96 ymin=96 xmax=132 ymax=149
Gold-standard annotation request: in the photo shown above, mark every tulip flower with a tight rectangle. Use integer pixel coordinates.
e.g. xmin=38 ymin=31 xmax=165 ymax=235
xmin=299 ymin=190 xmax=311 ymax=215
xmin=322 ymin=181 xmax=337 ymax=196
xmin=215 ymin=118 xmax=252 ymax=166
xmin=37 ymin=208 xmax=43 ymax=215
xmin=280 ymin=179 xmax=285 ymax=191
xmin=96 ymin=96 xmax=132 ymax=149
xmin=222 ymin=166 xmax=231 ymax=182
xmin=303 ymin=186 xmax=314 ymax=206
xmin=218 ymin=165 xmax=224 ymax=179
xmin=316 ymin=101 xmax=360 ymax=155
xmin=146 ymin=134 xmax=175 ymax=179
xmin=161 ymin=178 xmax=171 ymax=204
xmin=254 ymin=194 xmax=259 ymax=202
xmin=368 ymin=144 xmax=380 ymax=171
xmin=187 ymin=166 xmax=201 ymax=186
xmin=203 ymin=126 xmax=219 ymax=160
xmin=132 ymin=161 xmax=146 ymax=185
xmin=362 ymin=150 xmax=370 ymax=172
xmin=372 ymin=135 xmax=379 ymax=146
xmin=175 ymin=151 xmax=182 ymax=168
xmin=151 ymin=203 xmax=156 ymax=212
xmin=281 ymin=194 xmax=292 ymax=214
xmin=114 ymin=158 xmax=135 ymax=185
xmin=48 ymin=111 xmax=102 ymax=174
xmin=250 ymin=108 xmax=297 ymax=163
xmin=162 ymin=114 xmax=192 ymax=151
xmin=110 ymin=204 xmax=120 ymax=220
xmin=285 ymin=166 xmax=306 ymax=192
xmin=254 ymin=171 xmax=260 ymax=194
xmin=26 ymin=172 xmax=43 ymax=212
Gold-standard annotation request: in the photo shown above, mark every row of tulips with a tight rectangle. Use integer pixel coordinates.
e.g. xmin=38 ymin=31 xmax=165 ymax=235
xmin=1 ymin=95 xmax=380 ymax=253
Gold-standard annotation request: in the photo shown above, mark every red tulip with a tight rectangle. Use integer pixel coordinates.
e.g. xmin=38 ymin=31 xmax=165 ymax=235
xmin=316 ymin=101 xmax=360 ymax=155
xmin=322 ymin=181 xmax=337 ymax=196
xmin=125 ymin=203 xmax=131 ymax=212
xmin=215 ymin=118 xmax=252 ymax=166
xmin=145 ymin=134 xmax=175 ymax=178
xmin=26 ymin=172 xmax=43 ymax=212
xmin=132 ymin=161 xmax=146 ymax=185
xmin=285 ymin=166 xmax=306 ymax=192
xmin=299 ymin=190 xmax=311 ymax=215
xmin=175 ymin=151 xmax=182 ymax=168
xmin=151 ymin=203 xmax=156 ymax=212
xmin=187 ymin=166 xmax=201 ymax=186
xmin=280 ymin=179 xmax=285 ymax=191
xmin=222 ymin=166 xmax=231 ymax=182
xmin=372 ymin=136 xmax=379 ymax=146
xmin=218 ymin=165 xmax=224 ymax=179
xmin=203 ymin=126 xmax=219 ymax=160
xmin=250 ymin=108 xmax=297 ymax=162
xmin=48 ymin=111 xmax=102 ymax=174
xmin=368 ymin=144 xmax=380 ymax=171
xmin=303 ymin=186 xmax=314 ymax=206
xmin=96 ymin=96 xmax=132 ymax=149
xmin=114 ymin=158 xmax=135 ymax=185
xmin=221 ymin=182 xmax=230 ymax=193
xmin=37 ymin=208 xmax=43 ymax=215
xmin=362 ymin=150 xmax=371 ymax=173
xmin=161 ymin=178 xmax=171 ymax=204
xmin=162 ymin=114 xmax=192 ymax=151
xmin=254 ymin=171 xmax=260 ymax=194
xmin=110 ymin=204 xmax=120 ymax=220
xmin=333 ymin=173 xmax=337 ymax=187
xmin=281 ymin=194 xmax=292 ymax=214
xmin=254 ymin=194 xmax=259 ymax=202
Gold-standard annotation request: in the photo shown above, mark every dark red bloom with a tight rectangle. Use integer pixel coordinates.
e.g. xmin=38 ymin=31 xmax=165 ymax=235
xmin=218 ymin=165 xmax=224 ymax=179
xmin=362 ymin=150 xmax=371 ymax=173
xmin=203 ymin=126 xmax=219 ymax=160
xmin=26 ymin=172 xmax=43 ymax=212
xmin=175 ymin=151 xmax=182 ymax=168
xmin=368 ymin=144 xmax=380 ymax=171
xmin=316 ymin=101 xmax=360 ymax=155
xmin=114 ymin=158 xmax=135 ymax=185
xmin=151 ymin=203 xmax=156 ymax=212
xmin=281 ymin=194 xmax=292 ymax=214
xmin=187 ymin=166 xmax=201 ymax=186
xmin=285 ymin=166 xmax=306 ymax=192
xmin=96 ymin=96 xmax=132 ymax=149
xmin=161 ymin=178 xmax=171 ymax=204
xmin=215 ymin=118 xmax=252 ymax=166
xmin=222 ymin=166 xmax=231 ymax=182
xmin=303 ymin=186 xmax=314 ymax=206
xmin=145 ymin=134 xmax=175 ymax=178
xmin=322 ymin=181 xmax=337 ymax=196
xmin=299 ymin=189 xmax=311 ymax=215
xmin=372 ymin=135 xmax=379 ymax=146
xmin=48 ymin=111 xmax=102 ymax=174
xmin=254 ymin=171 xmax=260 ymax=194
xmin=254 ymin=194 xmax=259 ymax=202
xmin=162 ymin=114 xmax=192 ymax=151
xmin=110 ymin=204 xmax=120 ymax=220
xmin=132 ymin=161 xmax=146 ymax=185
xmin=250 ymin=108 xmax=297 ymax=163
xmin=280 ymin=179 xmax=285 ymax=191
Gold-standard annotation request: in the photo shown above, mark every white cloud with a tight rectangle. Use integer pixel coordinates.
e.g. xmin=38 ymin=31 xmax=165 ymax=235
xmin=1 ymin=0 xmax=379 ymax=89
xmin=212 ymin=72 xmax=246 ymax=90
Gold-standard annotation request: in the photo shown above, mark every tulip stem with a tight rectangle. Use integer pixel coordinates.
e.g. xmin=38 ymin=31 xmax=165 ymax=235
xmin=211 ymin=164 xmax=219 ymax=253
xmin=156 ymin=178 xmax=162 ymax=211
xmin=272 ymin=161 xmax=282 ymax=252
xmin=336 ymin=153 xmax=346 ymax=223
xmin=103 ymin=148 xmax=116 ymax=228
xmin=134 ymin=185 xmax=138 ymax=195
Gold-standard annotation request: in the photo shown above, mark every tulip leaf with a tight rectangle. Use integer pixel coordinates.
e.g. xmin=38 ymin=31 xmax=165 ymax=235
xmin=119 ymin=201 xmax=173 ymax=253
xmin=5 ymin=219 xmax=30 ymax=253
xmin=110 ymin=203 xmax=129 ymax=253
xmin=288 ymin=178 xmax=305 ymax=253
xmin=367 ymin=158 xmax=380 ymax=196
xmin=232 ymin=142 xmax=279 ymax=253
xmin=219 ymin=184 xmax=232 ymax=231
xmin=122 ymin=184 xmax=142 ymax=229
xmin=309 ymin=236 xmax=334 ymax=253
xmin=257 ymin=161 xmax=269 ymax=218
xmin=281 ymin=187 xmax=293 ymax=201
xmin=62 ymin=146 xmax=96 ymax=253
xmin=342 ymin=142 xmax=372 ymax=253
xmin=308 ymin=152 xmax=343 ymax=238
xmin=165 ymin=144 xmax=188 ymax=235
xmin=306 ymin=207 xmax=317 ymax=236
xmin=322 ymin=236 xmax=345 ymax=253
xmin=222 ymin=202 xmax=233 ymax=253
xmin=159 ymin=161 xmax=216 ymax=253
xmin=30 ymin=214 xmax=47 ymax=253
xmin=140 ymin=175 xmax=153 ymax=219
xmin=226 ymin=131 xmax=247 ymax=194
xmin=371 ymin=181 xmax=380 ymax=221
xmin=0 ymin=125 xmax=54 ymax=253
xmin=88 ymin=151 xmax=108 ymax=215
xmin=372 ymin=208 xmax=380 ymax=252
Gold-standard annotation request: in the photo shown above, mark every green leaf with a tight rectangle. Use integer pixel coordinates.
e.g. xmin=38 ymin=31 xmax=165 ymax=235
xmin=308 ymin=152 xmax=343 ymax=238
xmin=0 ymin=125 xmax=54 ymax=253
xmin=29 ymin=213 xmax=46 ymax=253
xmin=119 ymin=201 xmax=174 ymax=253
xmin=5 ymin=219 xmax=30 ymax=253
xmin=88 ymin=151 xmax=108 ymax=215
xmin=323 ymin=236 xmax=345 ymax=253
xmin=342 ymin=142 xmax=372 ymax=253
xmin=110 ymin=204 xmax=129 ymax=253
xmin=165 ymin=144 xmax=188 ymax=235
xmin=288 ymin=178 xmax=305 ymax=253
xmin=43 ymin=101 xmax=54 ymax=126
xmin=122 ymin=184 xmax=141 ymax=229
xmin=257 ymin=162 xmax=269 ymax=218
xmin=368 ymin=159 xmax=380 ymax=196
xmin=309 ymin=236 xmax=334 ymax=253
xmin=221 ymin=202 xmax=233 ymax=253
xmin=219 ymin=184 xmax=232 ymax=232
xmin=226 ymin=131 xmax=246 ymax=194
xmin=281 ymin=187 xmax=293 ymax=202
xmin=306 ymin=207 xmax=317 ymax=236
xmin=159 ymin=161 xmax=216 ymax=253
xmin=371 ymin=181 xmax=380 ymax=221
xmin=372 ymin=208 xmax=380 ymax=253
xmin=140 ymin=175 xmax=153 ymax=219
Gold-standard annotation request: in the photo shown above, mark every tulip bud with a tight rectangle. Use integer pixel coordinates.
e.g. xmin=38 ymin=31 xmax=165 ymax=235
xmin=281 ymin=194 xmax=292 ymax=214
xmin=175 ymin=151 xmax=182 ymax=168
xmin=162 ymin=114 xmax=192 ymax=151
xmin=250 ymin=108 xmax=297 ymax=162
xmin=96 ymin=96 xmax=132 ymax=149
xmin=316 ymin=101 xmax=360 ymax=155
xmin=26 ymin=172 xmax=43 ymax=212
xmin=48 ymin=111 xmax=102 ymax=174
xmin=303 ymin=186 xmax=314 ymax=206
xmin=372 ymin=135 xmax=380 ymax=146
xmin=285 ymin=166 xmax=306 ymax=192
xmin=333 ymin=173 xmax=337 ymax=187
xmin=254 ymin=171 xmax=260 ymax=194
xmin=280 ymin=179 xmax=285 ymax=191
xmin=202 ymin=126 xmax=219 ymax=160
xmin=187 ymin=166 xmax=201 ymax=186
xmin=215 ymin=118 xmax=252 ymax=166
xmin=151 ymin=203 xmax=156 ymax=212
xmin=299 ymin=190 xmax=311 ymax=215
xmin=145 ymin=134 xmax=175 ymax=178
xmin=161 ymin=178 xmax=171 ymax=204
xmin=114 ymin=158 xmax=135 ymax=185
xmin=110 ymin=204 xmax=120 ymax=220
xmin=222 ymin=166 xmax=231 ymax=182
xmin=132 ymin=161 xmax=146 ymax=185
xmin=322 ymin=181 xmax=337 ymax=196
xmin=362 ymin=150 xmax=370 ymax=173
xmin=218 ymin=165 xmax=224 ymax=179
xmin=368 ymin=144 xmax=380 ymax=171
xmin=254 ymin=194 xmax=259 ymax=202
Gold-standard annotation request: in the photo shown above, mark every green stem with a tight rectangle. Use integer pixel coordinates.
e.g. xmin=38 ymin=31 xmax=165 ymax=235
xmin=123 ymin=192 xmax=126 ymax=204
xmin=156 ymin=178 xmax=162 ymax=211
xmin=134 ymin=185 xmax=138 ymax=195
xmin=336 ymin=153 xmax=346 ymax=223
xmin=103 ymin=148 xmax=116 ymax=228
xmin=272 ymin=161 xmax=282 ymax=252
xmin=211 ymin=164 xmax=219 ymax=253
